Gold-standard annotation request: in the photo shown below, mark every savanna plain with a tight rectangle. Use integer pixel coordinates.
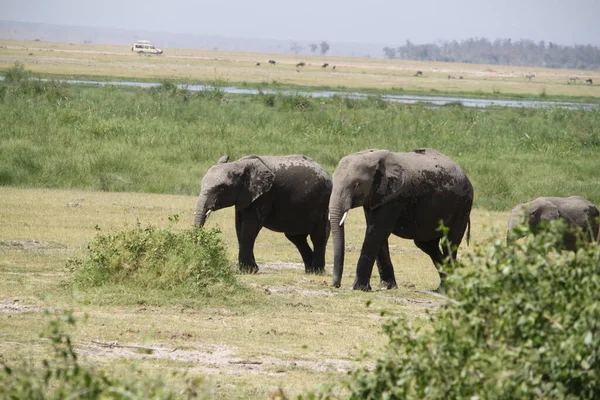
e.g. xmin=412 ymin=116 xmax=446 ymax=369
xmin=1 ymin=41 xmax=600 ymax=398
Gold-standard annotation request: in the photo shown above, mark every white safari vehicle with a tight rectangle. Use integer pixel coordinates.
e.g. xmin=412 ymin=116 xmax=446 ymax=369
xmin=131 ymin=40 xmax=163 ymax=55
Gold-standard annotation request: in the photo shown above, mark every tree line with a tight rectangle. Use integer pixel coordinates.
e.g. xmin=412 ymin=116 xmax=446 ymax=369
xmin=383 ymin=38 xmax=600 ymax=69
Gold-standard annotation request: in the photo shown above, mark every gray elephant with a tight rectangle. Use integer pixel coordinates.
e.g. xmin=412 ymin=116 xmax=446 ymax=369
xmin=507 ymin=196 xmax=600 ymax=251
xmin=328 ymin=148 xmax=473 ymax=291
xmin=194 ymin=154 xmax=332 ymax=273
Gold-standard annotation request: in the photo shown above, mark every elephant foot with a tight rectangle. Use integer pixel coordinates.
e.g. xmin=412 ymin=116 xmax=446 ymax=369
xmin=352 ymin=281 xmax=372 ymax=291
xmin=305 ymin=266 xmax=325 ymax=275
xmin=377 ymin=280 xmax=398 ymax=290
xmin=435 ymin=272 xmax=447 ymax=293
xmin=239 ymin=263 xmax=259 ymax=274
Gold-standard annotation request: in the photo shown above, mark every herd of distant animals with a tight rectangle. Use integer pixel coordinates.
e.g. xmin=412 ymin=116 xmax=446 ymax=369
xmin=251 ymin=62 xmax=594 ymax=84
xmin=255 ymin=59 xmax=337 ymax=72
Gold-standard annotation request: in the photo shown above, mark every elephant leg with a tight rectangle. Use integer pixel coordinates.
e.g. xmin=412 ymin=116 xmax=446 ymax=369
xmin=235 ymin=210 xmax=243 ymax=247
xmin=414 ymin=239 xmax=446 ymax=290
xmin=285 ymin=233 xmax=314 ymax=272
xmin=363 ymin=208 xmax=397 ymax=289
xmin=444 ymin=215 xmax=469 ymax=260
xmin=376 ymin=239 xmax=398 ymax=290
xmin=238 ymin=211 xmax=263 ymax=273
xmin=308 ymin=220 xmax=329 ymax=274
xmin=354 ymin=209 xmax=396 ymax=291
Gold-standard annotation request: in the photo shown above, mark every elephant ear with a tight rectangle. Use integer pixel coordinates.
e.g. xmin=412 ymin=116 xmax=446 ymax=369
xmin=530 ymin=199 xmax=560 ymax=226
xmin=237 ymin=157 xmax=274 ymax=209
xmin=370 ymin=155 xmax=404 ymax=209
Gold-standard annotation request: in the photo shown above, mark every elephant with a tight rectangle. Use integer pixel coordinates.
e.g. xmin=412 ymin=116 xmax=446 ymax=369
xmin=328 ymin=148 xmax=473 ymax=291
xmin=194 ymin=154 xmax=332 ymax=274
xmin=507 ymin=196 xmax=600 ymax=251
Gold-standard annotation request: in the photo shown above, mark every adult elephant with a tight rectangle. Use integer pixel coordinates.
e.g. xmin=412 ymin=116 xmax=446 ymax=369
xmin=194 ymin=154 xmax=332 ymax=274
xmin=329 ymin=148 xmax=473 ymax=291
xmin=507 ymin=196 xmax=600 ymax=251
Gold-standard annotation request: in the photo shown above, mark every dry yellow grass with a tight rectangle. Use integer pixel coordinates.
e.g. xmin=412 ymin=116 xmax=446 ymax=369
xmin=1 ymin=39 xmax=599 ymax=97
xmin=0 ymin=187 xmax=508 ymax=398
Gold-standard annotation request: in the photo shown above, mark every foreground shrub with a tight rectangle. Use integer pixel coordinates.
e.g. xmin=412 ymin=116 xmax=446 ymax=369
xmin=344 ymin=222 xmax=600 ymax=399
xmin=0 ymin=311 xmax=206 ymax=399
xmin=69 ymin=224 xmax=234 ymax=292
xmin=1 ymin=63 xmax=69 ymax=101
xmin=3 ymin=62 xmax=31 ymax=83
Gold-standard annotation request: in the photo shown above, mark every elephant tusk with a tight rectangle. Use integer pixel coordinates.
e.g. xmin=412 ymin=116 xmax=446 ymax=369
xmin=328 ymin=212 xmax=330 ymax=221
xmin=339 ymin=211 xmax=348 ymax=226
xmin=206 ymin=210 xmax=212 ymax=219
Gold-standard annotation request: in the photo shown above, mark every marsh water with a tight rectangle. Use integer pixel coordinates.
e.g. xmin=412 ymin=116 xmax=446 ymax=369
xmin=2 ymin=76 xmax=598 ymax=110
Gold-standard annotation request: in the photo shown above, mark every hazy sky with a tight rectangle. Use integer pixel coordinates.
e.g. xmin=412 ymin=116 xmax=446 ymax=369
xmin=1 ymin=0 xmax=599 ymax=46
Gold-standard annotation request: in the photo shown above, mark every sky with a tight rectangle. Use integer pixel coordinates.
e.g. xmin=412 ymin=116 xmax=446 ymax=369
xmin=1 ymin=0 xmax=599 ymax=46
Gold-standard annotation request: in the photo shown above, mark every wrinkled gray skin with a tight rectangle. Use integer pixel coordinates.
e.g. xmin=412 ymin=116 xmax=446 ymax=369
xmin=507 ymin=196 xmax=600 ymax=251
xmin=194 ymin=155 xmax=332 ymax=273
xmin=329 ymin=148 xmax=473 ymax=291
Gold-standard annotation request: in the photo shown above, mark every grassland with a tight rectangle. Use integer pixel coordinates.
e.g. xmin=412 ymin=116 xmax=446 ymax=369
xmin=0 ymin=40 xmax=599 ymax=398
xmin=0 ymin=187 xmax=505 ymax=398
xmin=2 ymin=39 xmax=600 ymax=100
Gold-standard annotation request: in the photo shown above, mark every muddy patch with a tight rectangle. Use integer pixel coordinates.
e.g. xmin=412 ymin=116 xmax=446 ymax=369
xmin=264 ymin=285 xmax=335 ymax=297
xmin=78 ymin=341 xmax=357 ymax=376
xmin=0 ymin=240 xmax=68 ymax=254
xmin=260 ymin=262 xmax=304 ymax=270
xmin=0 ymin=240 xmax=51 ymax=249
xmin=0 ymin=299 xmax=44 ymax=314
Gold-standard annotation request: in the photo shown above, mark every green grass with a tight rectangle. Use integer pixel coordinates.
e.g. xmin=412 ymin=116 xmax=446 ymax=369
xmin=1 ymin=68 xmax=599 ymax=397
xmin=0 ymin=79 xmax=599 ymax=210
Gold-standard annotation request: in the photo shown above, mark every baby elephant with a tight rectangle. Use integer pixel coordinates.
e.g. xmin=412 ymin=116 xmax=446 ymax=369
xmin=507 ymin=196 xmax=600 ymax=251
xmin=194 ymin=155 xmax=332 ymax=273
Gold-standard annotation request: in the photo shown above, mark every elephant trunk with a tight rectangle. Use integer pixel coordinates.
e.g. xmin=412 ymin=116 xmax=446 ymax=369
xmin=194 ymin=194 xmax=211 ymax=227
xmin=329 ymin=207 xmax=348 ymax=288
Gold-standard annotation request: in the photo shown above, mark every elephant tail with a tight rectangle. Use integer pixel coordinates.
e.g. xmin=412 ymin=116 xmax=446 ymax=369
xmin=466 ymin=215 xmax=471 ymax=246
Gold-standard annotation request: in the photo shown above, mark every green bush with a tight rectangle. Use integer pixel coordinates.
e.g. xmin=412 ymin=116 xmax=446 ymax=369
xmin=344 ymin=221 xmax=600 ymax=399
xmin=0 ymin=311 xmax=207 ymax=399
xmin=1 ymin=62 xmax=69 ymax=101
xmin=69 ymin=223 xmax=234 ymax=292
xmin=3 ymin=62 xmax=31 ymax=83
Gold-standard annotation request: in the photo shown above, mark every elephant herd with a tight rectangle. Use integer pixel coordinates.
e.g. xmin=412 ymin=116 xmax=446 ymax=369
xmin=194 ymin=149 xmax=600 ymax=291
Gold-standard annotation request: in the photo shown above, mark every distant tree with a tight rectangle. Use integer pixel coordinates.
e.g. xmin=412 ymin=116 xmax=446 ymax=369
xmin=383 ymin=47 xmax=397 ymax=59
xmin=289 ymin=42 xmax=303 ymax=54
xmin=382 ymin=37 xmax=600 ymax=69
xmin=309 ymin=43 xmax=318 ymax=54
xmin=319 ymin=41 xmax=330 ymax=55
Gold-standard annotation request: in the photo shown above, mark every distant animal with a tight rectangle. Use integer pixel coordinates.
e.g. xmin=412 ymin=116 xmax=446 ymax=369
xmin=586 ymin=78 xmax=593 ymax=84
xmin=332 ymin=66 xmax=336 ymax=70
xmin=568 ymin=76 xmax=580 ymax=83
xmin=448 ymin=75 xmax=456 ymax=79
xmin=459 ymin=76 xmax=463 ymax=79
xmin=255 ymin=62 xmax=261 ymax=66
xmin=507 ymin=196 xmax=600 ymax=251
xmin=296 ymin=61 xmax=306 ymax=68
xmin=296 ymin=69 xmax=300 ymax=73
xmin=525 ymin=73 xmax=535 ymax=80
xmin=268 ymin=59 xmax=276 ymax=65
xmin=413 ymin=70 xmax=423 ymax=77
xmin=194 ymin=155 xmax=332 ymax=274
xmin=321 ymin=63 xmax=329 ymax=69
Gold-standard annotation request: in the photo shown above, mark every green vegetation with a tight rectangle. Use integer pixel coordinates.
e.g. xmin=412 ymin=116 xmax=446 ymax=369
xmin=69 ymin=222 xmax=234 ymax=296
xmin=2 ymin=58 xmax=600 ymax=398
xmin=1 ymin=66 xmax=599 ymax=209
xmin=1 ymin=311 xmax=207 ymax=399
xmin=323 ymin=222 xmax=600 ymax=399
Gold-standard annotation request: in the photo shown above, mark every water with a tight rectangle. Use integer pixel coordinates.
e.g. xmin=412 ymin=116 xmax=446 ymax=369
xmin=1 ymin=76 xmax=597 ymax=110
